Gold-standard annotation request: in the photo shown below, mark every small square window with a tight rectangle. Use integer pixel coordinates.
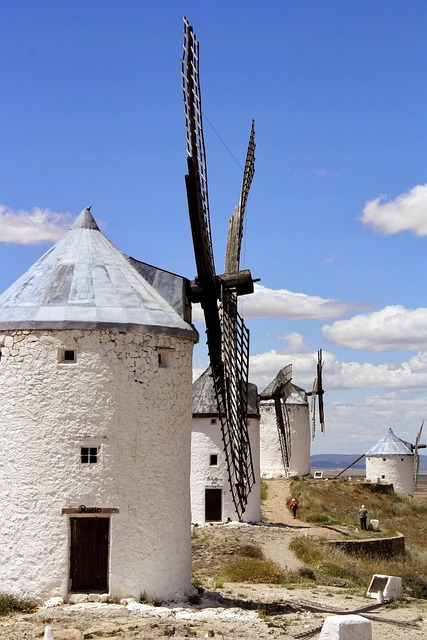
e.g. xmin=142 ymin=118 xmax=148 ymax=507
xmin=381 ymin=474 xmax=385 ymax=479
xmin=60 ymin=348 xmax=77 ymax=363
xmin=81 ymin=447 xmax=98 ymax=464
xmin=210 ymin=418 xmax=217 ymax=425
xmin=210 ymin=454 xmax=218 ymax=466
xmin=156 ymin=348 xmax=174 ymax=369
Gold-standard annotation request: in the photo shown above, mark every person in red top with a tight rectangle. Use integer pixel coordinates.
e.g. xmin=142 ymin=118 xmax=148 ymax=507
xmin=289 ymin=497 xmax=299 ymax=519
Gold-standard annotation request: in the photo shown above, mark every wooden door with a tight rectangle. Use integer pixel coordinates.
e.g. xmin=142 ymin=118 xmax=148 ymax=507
xmin=70 ymin=517 xmax=109 ymax=592
xmin=205 ymin=488 xmax=222 ymax=522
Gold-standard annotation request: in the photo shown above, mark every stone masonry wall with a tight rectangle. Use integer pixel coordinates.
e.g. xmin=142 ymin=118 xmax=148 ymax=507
xmin=0 ymin=328 xmax=194 ymax=601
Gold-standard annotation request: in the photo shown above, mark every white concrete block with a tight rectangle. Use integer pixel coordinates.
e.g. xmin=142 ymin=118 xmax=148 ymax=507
xmin=319 ymin=615 xmax=372 ymax=640
xmin=44 ymin=627 xmax=54 ymax=640
xmin=367 ymin=574 xmax=403 ymax=600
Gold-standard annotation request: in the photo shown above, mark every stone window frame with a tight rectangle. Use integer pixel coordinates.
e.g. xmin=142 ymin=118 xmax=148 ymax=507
xmin=58 ymin=347 xmax=77 ymax=364
xmin=156 ymin=347 xmax=174 ymax=369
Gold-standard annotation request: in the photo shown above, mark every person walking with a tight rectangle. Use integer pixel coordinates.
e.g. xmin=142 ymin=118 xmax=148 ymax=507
xmin=359 ymin=504 xmax=368 ymax=530
xmin=289 ymin=497 xmax=299 ymax=519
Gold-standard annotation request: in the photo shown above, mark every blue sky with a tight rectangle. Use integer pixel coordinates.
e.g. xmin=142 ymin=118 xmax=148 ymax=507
xmin=1 ymin=1 xmax=427 ymax=455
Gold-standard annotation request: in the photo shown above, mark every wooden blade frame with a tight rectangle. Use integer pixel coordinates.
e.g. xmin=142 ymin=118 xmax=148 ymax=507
xmin=275 ymin=398 xmax=292 ymax=470
xmin=225 ymin=120 xmax=256 ymax=274
xmin=220 ymin=284 xmax=255 ymax=509
xmin=182 ymin=18 xmax=255 ymax=519
xmin=262 ymin=364 xmax=293 ymax=472
xmin=317 ymin=349 xmax=325 ymax=432
xmin=414 ymin=420 xmax=424 ymax=488
xmin=309 ymin=349 xmax=325 ymax=440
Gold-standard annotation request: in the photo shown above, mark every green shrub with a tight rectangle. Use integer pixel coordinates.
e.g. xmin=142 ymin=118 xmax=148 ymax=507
xmin=217 ymin=557 xmax=285 ymax=584
xmin=305 ymin=513 xmax=336 ymax=525
xmin=298 ymin=567 xmax=316 ymax=580
xmin=0 ymin=593 xmax=38 ymax=616
xmin=238 ymin=544 xmax=264 ymax=559
xmin=405 ymin=574 xmax=427 ymax=599
xmin=261 ymin=480 xmax=268 ymax=501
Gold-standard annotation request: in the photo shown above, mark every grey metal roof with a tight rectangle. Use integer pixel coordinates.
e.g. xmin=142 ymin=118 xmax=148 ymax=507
xmin=260 ymin=366 xmax=308 ymax=406
xmin=0 ymin=207 xmax=198 ymax=341
xmin=192 ymin=367 xmax=259 ymax=418
xmin=366 ymin=428 xmax=413 ymax=456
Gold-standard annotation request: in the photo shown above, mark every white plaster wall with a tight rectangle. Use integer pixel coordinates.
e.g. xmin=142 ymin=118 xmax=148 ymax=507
xmin=260 ymin=401 xmax=310 ymax=477
xmin=365 ymin=455 xmax=414 ymax=495
xmin=190 ymin=417 xmax=260 ymax=524
xmin=0 ymin=329 xmax=194 ymax=601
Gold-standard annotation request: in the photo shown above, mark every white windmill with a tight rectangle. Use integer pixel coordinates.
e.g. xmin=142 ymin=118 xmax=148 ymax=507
xmin=365 ymin=425 xmax=425 ymax=495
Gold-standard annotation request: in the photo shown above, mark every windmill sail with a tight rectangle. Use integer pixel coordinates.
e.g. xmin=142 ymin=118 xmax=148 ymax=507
xmin=182 ymin=17 xmax=255 ymax=518
xmin=414 ymin=420 xmax=424 ymax=488
xmin=225 ymin=120 xmax=256 ymax=274
xmin=260 ymin=364 xmax=293 ymax=471
xmin=307 ymin=349 xmax=325 ymax=440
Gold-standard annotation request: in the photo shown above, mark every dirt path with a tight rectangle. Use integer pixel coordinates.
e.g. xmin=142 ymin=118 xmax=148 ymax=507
xmin=261 ymin=477 xmax=302 ymax=525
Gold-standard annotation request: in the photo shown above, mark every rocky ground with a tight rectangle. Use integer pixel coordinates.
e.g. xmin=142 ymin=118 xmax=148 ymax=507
xmin=0 ymin=480 xmax=426 ymax=639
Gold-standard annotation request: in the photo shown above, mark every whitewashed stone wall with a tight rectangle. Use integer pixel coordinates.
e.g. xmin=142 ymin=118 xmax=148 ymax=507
xmin=260 ymin=401 xmax=310 ymax=477
xmin=191 ymin=418 xmax=261 ymax=524
xmin=365 ymin=455 xmax=414 ymax=495
xmin=0 ymin=329 xmax=194 ymax=601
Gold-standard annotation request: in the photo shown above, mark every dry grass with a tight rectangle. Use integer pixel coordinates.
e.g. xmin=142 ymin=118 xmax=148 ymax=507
xmin=192 ymin=479 xmax=427 ymax=598
xmin=288 ymin=478 xmax=427 ymax=597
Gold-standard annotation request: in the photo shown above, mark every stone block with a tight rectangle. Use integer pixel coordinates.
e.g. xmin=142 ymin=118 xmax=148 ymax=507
xmin=367 ymin=574 xmax=403 ymax=600
xmin=319 ymin=614 xmax=372 ymax=640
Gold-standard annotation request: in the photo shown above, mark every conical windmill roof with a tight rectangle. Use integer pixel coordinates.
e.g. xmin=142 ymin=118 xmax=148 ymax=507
xmin=260 ymin=368 xmax=308 ymax=406
xmin=366 ymin=428 xmax=413 ymax=456
xmin=192 ymin=367 xmax=259 ymax=418
xmin=0 ymin=208 xmax=198 ymax=340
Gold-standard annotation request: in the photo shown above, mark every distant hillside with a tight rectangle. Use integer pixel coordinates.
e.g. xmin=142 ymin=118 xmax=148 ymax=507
xmin=310 ymin=453 xmax=427 ymax=471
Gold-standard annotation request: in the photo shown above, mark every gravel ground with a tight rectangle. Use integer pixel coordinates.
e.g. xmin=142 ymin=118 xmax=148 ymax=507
xmin=0 ymin=583 xmax=425 ymax=640
xmin=1 ymin=479 xmax=426 ymax=639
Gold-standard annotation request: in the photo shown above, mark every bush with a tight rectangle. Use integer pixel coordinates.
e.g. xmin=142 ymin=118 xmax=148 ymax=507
xmin=298 ymin=567 xmax=316 ymax=580
xmin=0 ymin=593 xmax=38 ymax=616
xmin=238 ymin=544 xmax=264 ymax=559
xmin=305 ymin=513 xmax=336 ymax=525
xmin=402 ymin=573 xmax=427 ymax=599
xmin=218 ymin=557 xmax=285 ymax=584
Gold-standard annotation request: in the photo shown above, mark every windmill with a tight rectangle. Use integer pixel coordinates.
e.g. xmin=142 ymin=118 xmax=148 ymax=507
xmin=260 ymin=352 xmax=325 ymax=474
xmin=413 ymin=420 xmax=425 ymax=488
xmin=182 ymin=18 xmax=257 ymax=519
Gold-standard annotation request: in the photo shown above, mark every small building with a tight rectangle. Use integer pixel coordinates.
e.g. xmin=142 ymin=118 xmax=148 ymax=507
xmin=365 ymin=428 xmax=415 ymax=495
xmin=0 ymin=208 xmax=198 ymax=601
xmin=259 ymin=379 xmax=310 ymax=478
xmin=191 ymin=368 xmax=261 ymax=524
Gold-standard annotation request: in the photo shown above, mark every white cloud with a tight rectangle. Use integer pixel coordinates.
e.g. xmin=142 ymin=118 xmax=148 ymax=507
xmin=191 ymin=283 xmax=359 ymax=325
xmin=323 ymin=305 xmax=427 ymax=351
xmin=312 ymin=391 xmax=427 ymax=455
xmin=249 ymin=333 xmax=322 ymax=391
xmin=249 ymin=334 xmax=427 ymax=393
xmin=360 ymin=184 xmax=427 ymax=236
xmin=240 ymin=284 xmax=361 ymax=319
xmin=0 ymin=204 xmax=74 ymax=244
xmin=326 ymin=356 xmax=427 ymax=390
xmin=194 ymin=331 xmax=427 ymax=454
